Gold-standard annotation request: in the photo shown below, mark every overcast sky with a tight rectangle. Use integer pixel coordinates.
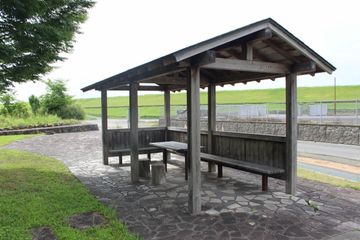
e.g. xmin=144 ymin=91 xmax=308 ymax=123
xmin=14 ymin=0 xmax=360 ymax=101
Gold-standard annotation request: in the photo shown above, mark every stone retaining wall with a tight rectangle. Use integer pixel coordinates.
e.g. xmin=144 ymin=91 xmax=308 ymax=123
xmin=0 ymin=124 xmax=99 ymax=136
xmin=169 ymin=119 xmax=360 ymax=146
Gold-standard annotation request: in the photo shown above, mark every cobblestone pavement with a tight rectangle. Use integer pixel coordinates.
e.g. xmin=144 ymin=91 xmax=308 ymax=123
xmin=5 ymin=131 xmax=360 ymax=240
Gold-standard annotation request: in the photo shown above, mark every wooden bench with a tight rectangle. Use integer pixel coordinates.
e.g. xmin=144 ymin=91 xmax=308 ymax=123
xmin=200 ymin=153 xmax=285 ymax=191
xmin=108 ymin=146 xmax=162 ymax=165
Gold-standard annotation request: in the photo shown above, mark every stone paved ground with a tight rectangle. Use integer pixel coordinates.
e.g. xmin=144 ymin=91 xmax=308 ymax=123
xmin=5 ymin=131 xmax=360 ymax=240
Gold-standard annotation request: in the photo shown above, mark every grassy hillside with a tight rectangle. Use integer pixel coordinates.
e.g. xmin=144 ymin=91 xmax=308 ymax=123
xmin=76 ymin=85 xmax=360 ymax=118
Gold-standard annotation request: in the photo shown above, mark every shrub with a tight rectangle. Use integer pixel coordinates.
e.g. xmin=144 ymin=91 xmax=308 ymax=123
xmin=58 ymin=104 xmax=85 ymax=120
xmin=0 ymin=92 xmax=15 ymax=116
xmin=41 ymin=79 xmax=72 ymax=116
xmin=28 ymin=95 xmax=41 ymax=115
xmin=0 ymin=92 xmax=29 ymax=118
xmin=11 ymin=102 xmax=30 ymax=118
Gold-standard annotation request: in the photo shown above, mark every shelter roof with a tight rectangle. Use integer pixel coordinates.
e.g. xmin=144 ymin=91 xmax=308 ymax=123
xmin=82 ymin=18 xmax=335 ymax=92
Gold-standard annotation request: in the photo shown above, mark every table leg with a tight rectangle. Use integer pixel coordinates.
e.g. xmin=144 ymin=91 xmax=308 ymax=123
xmin=163 ymin=149 xmax=168 ymax=172
xmin=119 ymin=153 xmax=122 ymax=165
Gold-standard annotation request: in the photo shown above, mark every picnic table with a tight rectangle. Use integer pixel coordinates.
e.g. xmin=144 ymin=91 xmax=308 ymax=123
xmin=149 ymin=141 xmax=190 ymax=180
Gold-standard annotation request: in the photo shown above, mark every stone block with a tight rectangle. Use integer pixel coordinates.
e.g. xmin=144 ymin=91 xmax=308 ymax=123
xmin=151 ymin=163 xmax=166 ymax=185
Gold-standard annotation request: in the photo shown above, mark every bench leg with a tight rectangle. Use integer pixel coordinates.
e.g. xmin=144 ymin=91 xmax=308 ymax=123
xmin=147 ymin=152 xmax=151 ymax=161
xmin=119 ymin=153 xmax=123 ymax=165
xmin=262 ymin=175 xmax=268 ymax=191
xmin=217 ymin=165 xmax=223 ymax=178
xmin=185 ymin=154 xmax=188 ymax=180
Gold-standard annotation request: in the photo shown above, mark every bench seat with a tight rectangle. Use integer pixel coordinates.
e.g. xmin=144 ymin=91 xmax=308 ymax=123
xmin=200 ymin=153 xmax=285 ymax=191
xmin=108 ymin=146 xmax=162 ymax=165
xmin=108 ymin=146 xmax=161 ymax=156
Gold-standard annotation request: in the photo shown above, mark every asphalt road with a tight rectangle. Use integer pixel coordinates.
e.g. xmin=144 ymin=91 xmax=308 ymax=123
xmin=298 ymin=140 xmax=360 ymax=167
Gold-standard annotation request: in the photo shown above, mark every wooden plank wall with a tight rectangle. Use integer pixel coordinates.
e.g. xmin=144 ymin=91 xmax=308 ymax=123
xmin=168 ymin=127 xmax=286 ymax=179
xmin=107 ymin=127 xmax=166 ymax=150
xmin=167 ymin=127 xmax=208 ymax=153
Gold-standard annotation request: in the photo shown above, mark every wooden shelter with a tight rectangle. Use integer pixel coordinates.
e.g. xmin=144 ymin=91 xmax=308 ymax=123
xmin=82 ymin=18 xmax=335 ymax=215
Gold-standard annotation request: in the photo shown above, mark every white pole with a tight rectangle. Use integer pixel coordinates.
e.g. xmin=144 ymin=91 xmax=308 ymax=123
xmin=356 ymin=99 xmax=359 ymax=125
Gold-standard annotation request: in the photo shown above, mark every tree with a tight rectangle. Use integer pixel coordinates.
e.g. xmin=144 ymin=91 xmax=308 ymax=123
xmin=0 ymin=0 xmax=95 ymax=92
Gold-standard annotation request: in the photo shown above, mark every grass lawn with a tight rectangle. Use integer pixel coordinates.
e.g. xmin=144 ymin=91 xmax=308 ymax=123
xmin=0 ymin=134 xmax=41 ymax=147
xmin=0 ymin=135 xmax=136 ymax=240
xmin=77 ymin=85 xmax=360 ymax=118
xmin=298 ymin=168 xmax=360 ymax=191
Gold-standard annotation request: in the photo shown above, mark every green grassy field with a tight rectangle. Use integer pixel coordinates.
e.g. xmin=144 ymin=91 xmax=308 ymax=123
xmin=77 ymin=85 xmax=360 ymax=118
xmin=0 ymin=135 xmax=136 ymax=240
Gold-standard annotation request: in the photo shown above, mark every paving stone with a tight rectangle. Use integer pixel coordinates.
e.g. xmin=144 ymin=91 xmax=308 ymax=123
xmin=6 ymin=131 xmax=360 ymax=240
xmin=249 ymin=202 xmax=260 ymax=207
xmin=235 ymin=196 xmax=247 ymax=202
xmin=235 ymin=207 xmax=252 ymax=213
xmin=210 ymin=198 xmax=222 ymax=203
xmin=222 ymin=196 xmax=235 ymax=201
xmin=290 ymin=196 xmax=299 ymax=201
xmin=264 ymin=204 xmax=277 ymax=211
xmin=205 ymin=209 xmax=220 ymax=215
xmin=228 ymin=203 xmax=241 ymax=209
xmin=280 ymin=199 xmax=293 ymax=205
xmin=283 ymin=225 xmax=309 ymax=237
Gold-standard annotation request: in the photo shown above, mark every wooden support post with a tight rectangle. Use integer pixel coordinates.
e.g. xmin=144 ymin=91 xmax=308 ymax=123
xmin=187 ymin=66 xmax=202 ymax=215
xmin=130 ymin=82 xmax=139 ymax=183
xmin=101 ymin=89 xmax=109 ymax=165
xmin=164 ymin=89 xmax=171 ymax=127
xmin=207 ymin=83 xmax=216 ymax=172
xmin=164 ymin=89 xmax=171 ymax=163
xmin=285 ymin=73 xmax=298 ymax=194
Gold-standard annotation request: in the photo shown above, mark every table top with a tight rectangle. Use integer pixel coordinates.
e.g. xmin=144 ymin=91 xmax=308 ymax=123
xmin=149 ymin=141 xmax=188 ymax=152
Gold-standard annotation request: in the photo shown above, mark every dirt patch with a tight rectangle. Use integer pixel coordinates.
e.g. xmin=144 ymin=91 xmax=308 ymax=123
xmin=68 ymin=212 xmax=107 ymax=230
xmin=299 ymin=156 xmax=360 ymax=174
xmin=31 ymin=227 xmax=57 ymax=240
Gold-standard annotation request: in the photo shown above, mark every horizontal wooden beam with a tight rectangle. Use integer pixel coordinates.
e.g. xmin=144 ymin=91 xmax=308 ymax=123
xmin=190 ymin=50 xmax=216 ymax=67
xmin=212 ymin=72 xmax=282 ymax=86
xmin=95 ymin=64 xmax=187 ymax=90
xmin=202 ymin=58 xmax=289 ymax=74
xmin=109 ymin=85 xmax=164 ymax=91
xmin=291 ymin=61 xmax=316 ymax=74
